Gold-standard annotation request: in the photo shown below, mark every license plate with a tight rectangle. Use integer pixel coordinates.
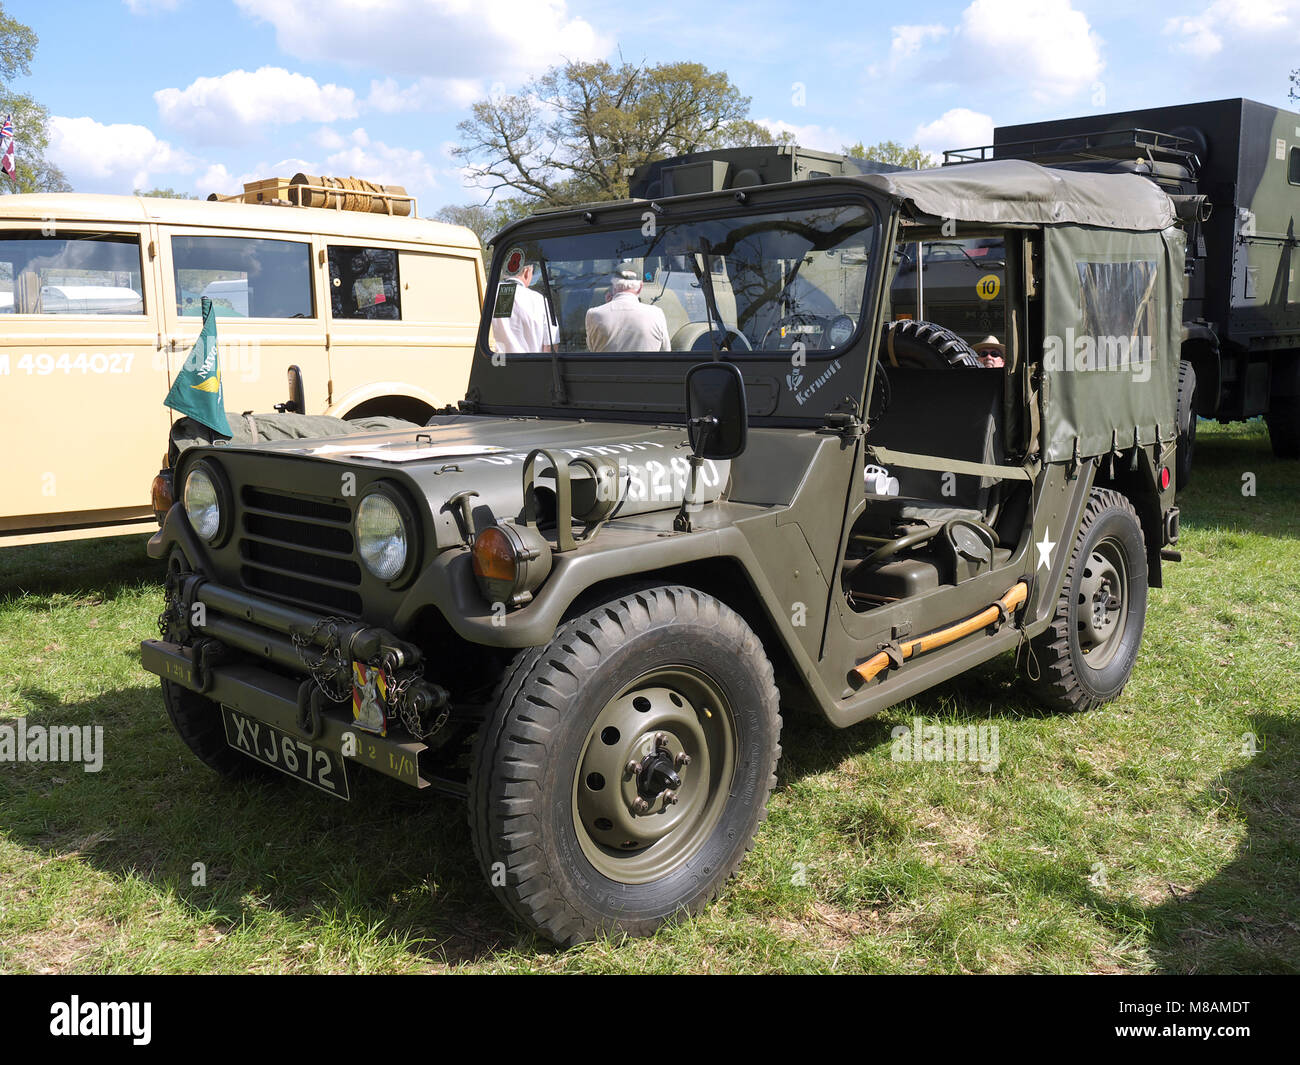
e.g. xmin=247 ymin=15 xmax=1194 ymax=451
xmin=222 ymin=707 xmax=350 ymax=800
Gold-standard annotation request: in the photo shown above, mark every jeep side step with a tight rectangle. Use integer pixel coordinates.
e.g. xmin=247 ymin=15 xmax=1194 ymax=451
xmin=849 ymin=580 xmax=1030 ymax=688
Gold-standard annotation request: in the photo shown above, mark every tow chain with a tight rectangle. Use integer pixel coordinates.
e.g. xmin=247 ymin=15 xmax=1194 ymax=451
xmin=291 ymin=616 xmax=352 ymax=703
xmin=384 ymin=652 xmax=450 ymax=742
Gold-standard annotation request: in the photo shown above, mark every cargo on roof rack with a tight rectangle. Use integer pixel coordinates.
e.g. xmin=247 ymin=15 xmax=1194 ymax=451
xmin=207 ymin=173 xmax=416 ymax=217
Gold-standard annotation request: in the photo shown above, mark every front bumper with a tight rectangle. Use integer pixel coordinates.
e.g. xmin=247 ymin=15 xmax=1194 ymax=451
xmin=141 ymin=638 xmax=430 ymax=789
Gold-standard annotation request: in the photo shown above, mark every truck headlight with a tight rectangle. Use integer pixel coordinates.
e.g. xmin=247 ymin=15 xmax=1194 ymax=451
xmin=357 ymin=489 xmax=411 ymax=581
xmin=471 ymin=523 xmax=552 ymax=608
xmin=183 ymin=465 xmax=224 ymax=543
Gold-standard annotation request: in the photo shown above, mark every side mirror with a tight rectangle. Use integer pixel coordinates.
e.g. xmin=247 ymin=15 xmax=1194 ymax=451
xmin=685 ymin=361 xmax=748 ymax=460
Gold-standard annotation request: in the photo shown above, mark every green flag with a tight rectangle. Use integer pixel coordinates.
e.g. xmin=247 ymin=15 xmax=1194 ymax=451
xmin=164 ymin=296 xmax=232 ymax=437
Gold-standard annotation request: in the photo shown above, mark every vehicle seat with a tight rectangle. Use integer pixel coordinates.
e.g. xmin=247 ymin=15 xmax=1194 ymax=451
xmin=864 ymin=365 xmax=1007 ymax=524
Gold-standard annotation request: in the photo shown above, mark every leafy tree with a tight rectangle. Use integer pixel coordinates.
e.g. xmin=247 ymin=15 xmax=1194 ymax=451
xmin=0 ymin=3 xmax=69 ymax=193
xmin=455 ymin=58 xmax=778 ymax=206
xmin=1291 ymin=68 xmax=1299 ymax=103
xmin=434 ymin=200 xmax=529 ymax=253
xmin=842 ymin=139 xmax=932 ymax=170
xmin=134 ymin=186 xmax=199 ymax=200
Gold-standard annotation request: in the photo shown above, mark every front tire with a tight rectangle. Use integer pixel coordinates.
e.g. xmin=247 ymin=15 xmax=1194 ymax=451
xmin=468 ymin=585 xmax=782 ymax=946
xmin=161 ymin=680 xmax=275 ymax=780
xmin=1028 ymin=489 xmax=1148 ymax=713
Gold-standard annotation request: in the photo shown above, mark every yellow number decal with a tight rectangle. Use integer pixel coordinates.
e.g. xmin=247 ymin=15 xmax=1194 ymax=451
xmin=976 ymin=274 xmax=1001 ymax=301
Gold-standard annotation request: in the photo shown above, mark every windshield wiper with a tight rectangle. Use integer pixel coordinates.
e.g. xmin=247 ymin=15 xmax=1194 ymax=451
xmin=691 ymin=243 xmax=724 ymax=359
xmin=536 ymin=257 xmax=566 ymax=403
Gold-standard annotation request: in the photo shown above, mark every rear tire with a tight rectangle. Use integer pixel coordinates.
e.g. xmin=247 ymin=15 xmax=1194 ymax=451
xmin=1175 ymin=360 xmax=1197 ymax=490
xmin=1266 ymin=396 xmax=1300 ymax=459
xmin=1028 ymin=489 xmax=1148 ymax=713
xmin=468 ymin=585 xmax=781 ymax=945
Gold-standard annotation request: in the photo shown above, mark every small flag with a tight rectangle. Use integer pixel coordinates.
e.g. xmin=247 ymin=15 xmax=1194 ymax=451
xmin=163 ymin=297 xmax=233 ymax=437
xmin=0 ymin=115 xmax=15 ymax=186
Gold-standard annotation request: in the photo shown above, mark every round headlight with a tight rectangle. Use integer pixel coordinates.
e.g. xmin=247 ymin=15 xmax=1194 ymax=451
xmin=183 ymin=467 xmax=222 ymax=542
xmin=357 ymin=492 xmax=409 ymax=581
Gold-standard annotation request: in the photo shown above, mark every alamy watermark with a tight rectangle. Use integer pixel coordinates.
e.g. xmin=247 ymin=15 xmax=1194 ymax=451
xmin=1043 ymin=329 xmax=1152 ymax=383
xmin=891 ymin=717 xmax=1000 ymax=773
xmin=0 ymin=720 xmax=103 ymax=772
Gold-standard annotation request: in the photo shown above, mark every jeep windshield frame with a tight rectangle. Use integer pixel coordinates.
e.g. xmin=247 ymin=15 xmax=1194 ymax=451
xmin=467 ymin=181 xmax=895 ymax=426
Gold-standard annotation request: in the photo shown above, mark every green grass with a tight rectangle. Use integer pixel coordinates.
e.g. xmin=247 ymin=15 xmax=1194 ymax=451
xmin=1 ymin=420 xmax=1297 ymax=973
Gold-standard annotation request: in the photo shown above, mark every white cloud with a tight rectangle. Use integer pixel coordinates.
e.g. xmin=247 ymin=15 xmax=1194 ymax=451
xmin=232 ymin=0 xmax=609 ymax=84
xmin=325 ymin=129 xmax=440 ymax=198
xmin=913 ymin=108 xmax=994 ymax=157
xmin=48 ymin=115 xmax=195 ymax=192
xmin=155 ymin=67 xmax=359 ymax=143
xmin=889 ymin=23 xmax=949 ymax=66
xmin=755 ymin=118 xmax=849 ymax=152
xmin=957 ymin=0 xmax=1103 ymax=101
xmin=365 ymin=76 xmax=484 ymax=113
xmin=1165 ymin=0 xmax=1296 ymax=57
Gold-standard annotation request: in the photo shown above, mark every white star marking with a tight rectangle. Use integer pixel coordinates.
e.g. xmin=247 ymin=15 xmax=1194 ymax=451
xmin=1036 ymin=531 xmax=1056 ymax=571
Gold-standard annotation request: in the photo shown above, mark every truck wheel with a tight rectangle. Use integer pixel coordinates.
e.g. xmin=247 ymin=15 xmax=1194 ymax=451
xmin=161 ymin=680 xmax=273 ymax=780
xmin=1175 ymin=360 xmax=1197 ymax=490
xmin=1028 ymin=489 xmax=1148 ymax=713
xmin=1266 ymin=396 xmax=1300 ymax=459
xmin=468 ymin=585 xmax=782 ymax=946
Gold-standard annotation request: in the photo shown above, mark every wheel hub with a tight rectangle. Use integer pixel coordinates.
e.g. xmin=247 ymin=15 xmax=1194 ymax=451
xmin=1076 ymin=540 xmax=1128 ymax=666
xmin=573 ymin=672 xmax=736 ymax=884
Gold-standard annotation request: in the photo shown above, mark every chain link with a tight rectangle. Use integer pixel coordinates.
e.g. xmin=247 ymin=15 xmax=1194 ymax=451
xmin=291 ymin=616 xmax=352 ymax=703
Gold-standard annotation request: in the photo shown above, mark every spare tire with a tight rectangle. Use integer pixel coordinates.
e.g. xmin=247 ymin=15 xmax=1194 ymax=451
xmin=880 ymin=320 xmax=983 ymax=369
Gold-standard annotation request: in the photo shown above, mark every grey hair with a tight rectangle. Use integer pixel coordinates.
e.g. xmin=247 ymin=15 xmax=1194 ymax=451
xmin=611 ymin=275 xmax=641 ymax=294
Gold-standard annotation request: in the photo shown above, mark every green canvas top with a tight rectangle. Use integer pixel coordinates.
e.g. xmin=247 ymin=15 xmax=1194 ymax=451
xmin=862 ymin=159 xmax=1177 ymax=231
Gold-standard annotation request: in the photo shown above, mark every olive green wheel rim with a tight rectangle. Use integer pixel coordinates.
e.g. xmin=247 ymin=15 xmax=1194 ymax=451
xmin=1075 ymin=535 xmax=1129 ymax=670
xmin=572 ymin=666 xmax=737 ymax=885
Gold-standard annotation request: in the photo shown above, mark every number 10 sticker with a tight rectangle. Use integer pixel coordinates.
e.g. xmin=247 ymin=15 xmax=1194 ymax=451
xmin=976 ymin=273 xmax=1001 ymax=301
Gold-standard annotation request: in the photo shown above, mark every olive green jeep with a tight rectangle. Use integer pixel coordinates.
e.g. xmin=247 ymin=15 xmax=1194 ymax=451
xmin=142 ymin=159 xmax=1183 ymax=945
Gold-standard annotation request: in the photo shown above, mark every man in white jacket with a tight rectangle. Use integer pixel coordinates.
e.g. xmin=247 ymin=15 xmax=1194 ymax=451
xmin=585 ymin=271 xmax=671 ymax=352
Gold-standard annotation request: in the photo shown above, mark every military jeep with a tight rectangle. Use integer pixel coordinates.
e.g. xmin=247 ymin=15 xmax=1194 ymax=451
xmin=141 ymin=158 xmax=1183 ymax=945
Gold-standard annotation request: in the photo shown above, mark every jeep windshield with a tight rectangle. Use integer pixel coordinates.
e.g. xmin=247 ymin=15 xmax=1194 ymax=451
xmin=486 ymin=201 xmax=879 ymax=357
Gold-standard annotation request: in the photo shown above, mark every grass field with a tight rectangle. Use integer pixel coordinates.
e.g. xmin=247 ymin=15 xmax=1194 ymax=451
xmin=1 ymin=420 xmax=1297 ymax=974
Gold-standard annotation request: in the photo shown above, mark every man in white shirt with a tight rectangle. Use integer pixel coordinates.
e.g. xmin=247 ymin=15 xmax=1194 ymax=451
xmin=585 ymin=272 xmax=671 ymax=352
xmin=491 ymin=257 xmax=554 ymax=353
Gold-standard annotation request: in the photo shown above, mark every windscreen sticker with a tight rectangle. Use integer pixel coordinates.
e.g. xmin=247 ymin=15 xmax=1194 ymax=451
xmin=504 ymin=247 xmax=526 ymax=275
xmin=492 ymin=281 xmax=517 ymax=318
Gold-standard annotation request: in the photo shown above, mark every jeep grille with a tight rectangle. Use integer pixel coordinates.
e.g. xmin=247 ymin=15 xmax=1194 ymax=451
xmin=238 ymin=487 xmax=363 ymax=615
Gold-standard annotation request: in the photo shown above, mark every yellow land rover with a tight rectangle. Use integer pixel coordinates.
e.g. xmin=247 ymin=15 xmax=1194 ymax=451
xmin=0 ymin=180 xmax=484 ymax=547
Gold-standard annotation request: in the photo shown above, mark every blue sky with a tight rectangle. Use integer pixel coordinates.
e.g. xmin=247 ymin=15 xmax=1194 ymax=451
xmin=6 ymin=0 xmax=1300 ymax=212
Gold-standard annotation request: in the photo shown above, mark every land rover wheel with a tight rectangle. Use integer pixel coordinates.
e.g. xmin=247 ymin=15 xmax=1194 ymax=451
xmin=468 ymin=585 xmax=782 ymax=945
xmin=1175 ymin=360 xmax=1197 ymax=490
xmin=161 ymin=680 xmax=275 ymax=780
xmin=1266 ymin=396 xmax=1300 ymax=459
xmin=1028 ymin=489 xmax=1148 ymax=713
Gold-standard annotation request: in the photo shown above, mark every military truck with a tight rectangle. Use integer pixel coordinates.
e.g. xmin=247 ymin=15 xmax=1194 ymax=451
xmin=140 ymin=158 xmax=1182 ymax=945
xmin=947 ymin=98 xmax=1300 ymax=482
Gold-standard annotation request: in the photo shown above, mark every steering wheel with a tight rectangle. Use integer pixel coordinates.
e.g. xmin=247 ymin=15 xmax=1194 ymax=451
xmin=689 ymin=327 xmax=752 ymax=353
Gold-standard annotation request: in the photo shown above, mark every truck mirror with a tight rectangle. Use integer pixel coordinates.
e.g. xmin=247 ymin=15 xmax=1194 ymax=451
xmin=685 ymin=362 xmax=748 ymax=460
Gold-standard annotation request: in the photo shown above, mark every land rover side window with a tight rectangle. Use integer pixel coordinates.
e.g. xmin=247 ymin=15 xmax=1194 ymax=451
xmin=0 ymin=232 xmax=144 ymax=315
xmin=328 ymin=245 xmax=400 ymax=320
xmin=492 ymin=202 xmax=877 ymax=355
xmin=171 ymin=235 xmax=313 ymax=318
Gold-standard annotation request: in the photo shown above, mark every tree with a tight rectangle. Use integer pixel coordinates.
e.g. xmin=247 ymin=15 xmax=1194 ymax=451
xmin=842 ymin=139 xmax=932 ymax=170
xmin=134 ymin=186 xmax=199 ymax=200
xmin=1291 ymin=68 xmax=1299 ymax=103
xmin=0 ymin=3 xmax=69 ymax=193
xmin=433 ymin=200 xmax=529 ymax=253
xmin=455 ymin=58 xmax=778 ymax=207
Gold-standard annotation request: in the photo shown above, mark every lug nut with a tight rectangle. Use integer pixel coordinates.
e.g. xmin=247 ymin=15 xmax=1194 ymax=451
xmin=662 ymin=790 xmax=679 ymax=805
xmin=626 ymin=759 xmax=640 ymax=776
xmin=675 ymin=753 xmax=691 ymax=770
xmin=632 ymin=797 xmax=650 ymax=814
xmin=654 ymin=732 xmax=668 ymax=749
